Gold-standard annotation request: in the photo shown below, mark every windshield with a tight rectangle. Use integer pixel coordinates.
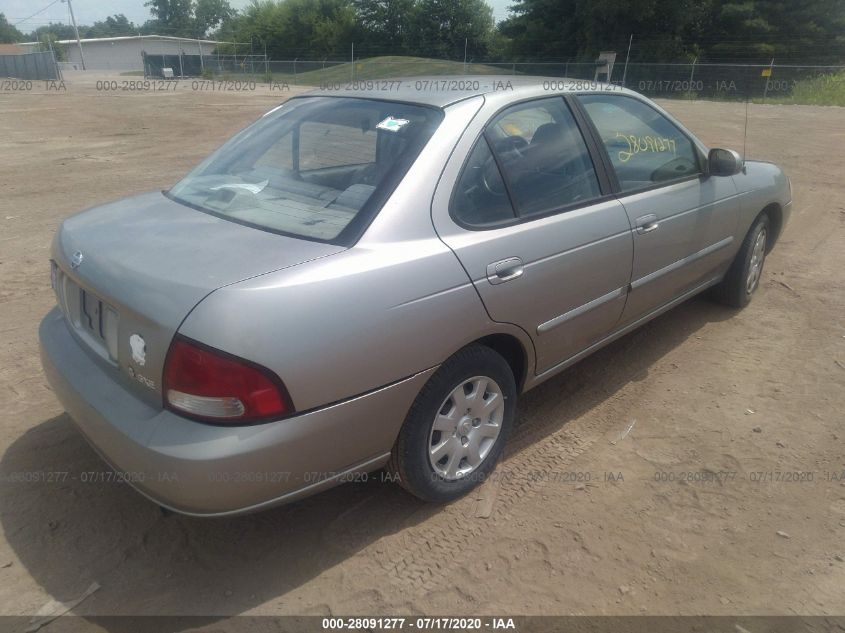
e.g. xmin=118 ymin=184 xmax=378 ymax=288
xmin=168 ymin=97 xmax=443 ymax=244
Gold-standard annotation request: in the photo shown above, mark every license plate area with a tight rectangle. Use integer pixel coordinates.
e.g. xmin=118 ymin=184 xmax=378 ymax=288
xmin=52 ymin=261 xmax=119 ymax=363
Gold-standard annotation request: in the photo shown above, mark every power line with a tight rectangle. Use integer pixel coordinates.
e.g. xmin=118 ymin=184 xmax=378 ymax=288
xmin=12 ymin=0 xmax=63 ymax=26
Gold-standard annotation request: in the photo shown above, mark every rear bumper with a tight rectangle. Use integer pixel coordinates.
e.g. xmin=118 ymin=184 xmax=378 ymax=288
xmin=39 ymin=307 xmax=434 ymax=516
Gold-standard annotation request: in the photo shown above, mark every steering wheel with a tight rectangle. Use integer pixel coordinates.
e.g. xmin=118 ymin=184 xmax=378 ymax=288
xmin=480 ymin=136 xmax=530 ymax=196
xmin=495 ymin=135 xmax=529 ymax=159
xmin=481 ymin=154 xmax=506 ymax=196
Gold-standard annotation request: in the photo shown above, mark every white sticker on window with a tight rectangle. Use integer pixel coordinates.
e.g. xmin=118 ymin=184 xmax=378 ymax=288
xmin=376 ymin=116 xmax=410 ymax=132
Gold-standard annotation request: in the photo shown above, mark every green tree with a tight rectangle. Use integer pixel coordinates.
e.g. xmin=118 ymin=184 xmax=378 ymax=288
xmin=498 ymin=0 xmax=579 ymax=59
xmin=0 ymin=13 xmax=24 ymax=43
xmin=213 ymin=1 xmax=275 ymax=53
xmin=225 ymin=0 xmax=355 ymax=58
xmin=27 ymin=23 xmax=78 ymax=43
xmin=500 ymin=0 xmax=702 ymax=60
xmin=195 ymin=0 xmax=235 ymax=36
xmin=284 ymin=0 xmax=356 ymax=56
xmin=86 ymin=15 xmax=138 ymax=38
xmin=224 ymin=0 xmax=495 ymax=60
xmin=145 ymin=0 xmax=196 ymax=36
xmin=353 ymin=0 xmax=414 ymax=53
xmin=500 ymin=0 xmax=845 ymax=62
xmin=696 ymin=0 xmax=845 ymax=61
xmin=35 ymin=33 xmax=66 ymax=60
xmin=575 ymin=0 xmax=704 ymax=60
xmin=406 ymin=0 xmax=495 ymax=58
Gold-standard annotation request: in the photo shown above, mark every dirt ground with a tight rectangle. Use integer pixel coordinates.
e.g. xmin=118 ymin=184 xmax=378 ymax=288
xmin=0 ymin=72 xmax=844 ymax=625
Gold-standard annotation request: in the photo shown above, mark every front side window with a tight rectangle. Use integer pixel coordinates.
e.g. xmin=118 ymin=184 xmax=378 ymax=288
xmin=169 ymin=97 xmax=442 ymax=243
xmin=579 ymin=94 xmax=701 ymax=192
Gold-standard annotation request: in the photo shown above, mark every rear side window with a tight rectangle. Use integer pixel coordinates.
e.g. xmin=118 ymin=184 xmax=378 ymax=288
xmin=452 ymin=138 xmax=517 ymax=227
xmin=451 ymin=97 xmax=601 ymax=228
xmin=578 ymin=94 xmax=701 ymax=192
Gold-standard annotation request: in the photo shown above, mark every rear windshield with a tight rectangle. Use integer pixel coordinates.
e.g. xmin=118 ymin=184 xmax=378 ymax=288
xmin=168 ymin=97 xmax=443 ymax=244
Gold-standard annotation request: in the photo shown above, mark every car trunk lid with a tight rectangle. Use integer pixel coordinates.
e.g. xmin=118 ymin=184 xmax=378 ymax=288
xmin=52 ymin=190 xmax=344 ymax=407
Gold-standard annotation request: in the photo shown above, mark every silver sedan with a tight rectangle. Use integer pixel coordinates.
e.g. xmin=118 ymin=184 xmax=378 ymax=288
xmin=39 ymin=76 xmax=791 ymax=516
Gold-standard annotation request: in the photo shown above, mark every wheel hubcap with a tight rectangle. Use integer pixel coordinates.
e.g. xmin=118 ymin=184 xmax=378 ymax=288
xmin=746 ymin=228 xmax=767 ymax=294
xmin=428 ymin=376 xmax=504 ymax=481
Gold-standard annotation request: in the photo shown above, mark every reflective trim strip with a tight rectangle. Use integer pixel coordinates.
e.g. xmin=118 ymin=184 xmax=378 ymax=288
xmin=537 ymin=286 xmax=627 ymax=335
xmin=531 ymin=275 xmax=723 ymax=385
xmin=630 ymin=236 xmax=733 ymax=291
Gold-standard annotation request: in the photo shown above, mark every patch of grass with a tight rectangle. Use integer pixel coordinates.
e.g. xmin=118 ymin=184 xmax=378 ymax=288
xmin=245 ymin=55 xmax=516 ymax=86
xmin=756 ymin=72 xmax=845 ymax=106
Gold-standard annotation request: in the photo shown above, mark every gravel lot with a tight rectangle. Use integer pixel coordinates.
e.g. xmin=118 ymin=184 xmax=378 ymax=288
xmin=1 ymin=73 xmax=844 ymax=623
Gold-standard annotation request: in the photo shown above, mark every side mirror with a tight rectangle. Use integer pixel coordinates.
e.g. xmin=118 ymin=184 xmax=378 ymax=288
xmin=708 ymin=148 xmax=744 ymax=176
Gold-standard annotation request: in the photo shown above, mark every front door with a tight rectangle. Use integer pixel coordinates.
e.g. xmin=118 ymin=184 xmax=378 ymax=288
xmin=577 ymin=94 xmax=740 ymax=324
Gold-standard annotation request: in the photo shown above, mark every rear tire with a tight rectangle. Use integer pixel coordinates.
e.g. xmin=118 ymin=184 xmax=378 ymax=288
xmin=388 ymin=345 xmax=516 ymax=503
xmin=713 ymin=213 xmax=770 ymax=308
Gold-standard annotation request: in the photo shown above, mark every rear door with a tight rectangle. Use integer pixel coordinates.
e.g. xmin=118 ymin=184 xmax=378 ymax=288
xmin=432 ymin=96 xmax=633 ymax=374
xmin=576 ymin=94 xmax=740 ymax=324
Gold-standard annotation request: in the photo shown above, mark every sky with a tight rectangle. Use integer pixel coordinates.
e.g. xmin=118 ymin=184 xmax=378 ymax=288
xmin=2 ymin=0 xmax=514 ymax=33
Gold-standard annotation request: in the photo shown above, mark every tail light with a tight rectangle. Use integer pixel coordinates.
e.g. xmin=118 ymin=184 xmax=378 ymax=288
xmin=163 ymin=335 xmax=293 ymax=423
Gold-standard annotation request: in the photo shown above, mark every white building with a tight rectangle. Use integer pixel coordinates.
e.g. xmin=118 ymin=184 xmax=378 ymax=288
xmin=19 ymin=35 xmax=221 ymax=72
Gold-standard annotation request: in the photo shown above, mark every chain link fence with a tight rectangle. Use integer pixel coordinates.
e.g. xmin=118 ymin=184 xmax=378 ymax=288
xmin=275 ymin=58 xmax=845 ymax=103
xmin=139 ymin=51 xmax=844 ymax=103
xmin=142 ymin=52 xmax=285 ymax=78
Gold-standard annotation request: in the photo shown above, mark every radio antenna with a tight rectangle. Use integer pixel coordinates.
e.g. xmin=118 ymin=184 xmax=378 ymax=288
xmin=742 ymin=97 xmax=749 ymax=164
xmin=741 ymin=72 xmax=750 ymax=168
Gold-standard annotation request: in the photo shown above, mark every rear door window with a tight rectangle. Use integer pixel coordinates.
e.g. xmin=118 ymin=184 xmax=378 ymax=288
xmin=486 ymin=98 xmax=601 ymax=217
xmin=451 ymin=97 xmax=602 ymax=228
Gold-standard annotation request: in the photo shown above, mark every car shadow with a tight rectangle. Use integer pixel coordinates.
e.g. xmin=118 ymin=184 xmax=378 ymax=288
xmin=510 ymin=296 xmax=735 ymax=454
xmin=0 ymin=295 xmax=735 ymax=629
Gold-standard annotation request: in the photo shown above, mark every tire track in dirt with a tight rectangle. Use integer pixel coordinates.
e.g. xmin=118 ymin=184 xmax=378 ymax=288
xmin=324 ymin=356 xmax=645 ymax=591
xmin=341 ymin=316 xmax=688 ymax=591
xmin=378 ymin=419 xmax=610 ymax=591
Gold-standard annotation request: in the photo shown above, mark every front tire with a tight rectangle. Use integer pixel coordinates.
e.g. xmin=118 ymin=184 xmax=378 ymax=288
xmin=388 ymin=345 xmax=516 ymax=503
xmin=713 ymin=213 xmax=770 ymax=308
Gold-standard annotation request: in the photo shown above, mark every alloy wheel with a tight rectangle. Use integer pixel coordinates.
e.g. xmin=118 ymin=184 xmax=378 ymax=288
xmin=746 ymin=228 xmax=767 ymax=294
xmin=427 ymin=376 xmax=504 ymax=480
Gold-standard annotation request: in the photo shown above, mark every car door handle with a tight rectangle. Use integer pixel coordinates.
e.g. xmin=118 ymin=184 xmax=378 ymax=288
xmin=486 ymin=257 xmax=524 ymax=285
xmin=635 ymin=214 xmax=660 ymax=234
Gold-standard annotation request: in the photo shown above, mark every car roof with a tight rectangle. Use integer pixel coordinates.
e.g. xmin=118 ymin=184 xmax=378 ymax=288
xmin=308 ymin=74 xmax=640 ymax=108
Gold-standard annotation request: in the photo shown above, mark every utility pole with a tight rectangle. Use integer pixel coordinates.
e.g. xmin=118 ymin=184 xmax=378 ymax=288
xmin=463 ymin=38 xmax=468 ymax=74
xmin=63 ymin=0 xmax=86 ymax=70
xmin=621 ymin=33 xmax=633 ymax=87
xmin=762 ymin=57 xmax=775 ymax=101
xmin=687 ymin=56 xmax=697 ymax=99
